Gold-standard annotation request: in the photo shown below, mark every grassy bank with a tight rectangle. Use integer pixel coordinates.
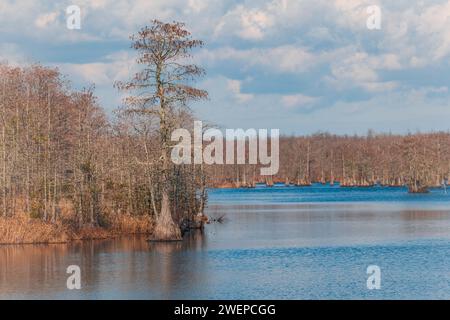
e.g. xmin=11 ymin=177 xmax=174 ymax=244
xmin=0 ymin=214 xmax=154 ymax=245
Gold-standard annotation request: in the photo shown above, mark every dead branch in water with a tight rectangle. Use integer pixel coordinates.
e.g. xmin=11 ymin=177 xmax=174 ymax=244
xmin=209 ymin=214 xmax=226 ymax=224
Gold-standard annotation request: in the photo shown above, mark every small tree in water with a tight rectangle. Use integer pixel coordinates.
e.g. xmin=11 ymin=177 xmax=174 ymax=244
xmin=116 ymin=20 xmax=208 ymax=241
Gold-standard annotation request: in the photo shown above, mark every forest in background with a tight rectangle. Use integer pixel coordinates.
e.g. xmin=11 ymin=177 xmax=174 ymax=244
xmin=209 ymin=132 xmax=450 ymax=193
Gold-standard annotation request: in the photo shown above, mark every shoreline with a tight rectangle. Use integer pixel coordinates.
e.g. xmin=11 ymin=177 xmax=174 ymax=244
xmin=0 ymin=215 xmax=154 ymax=246
xmin=0 ymin=233 xmax=151 ymax=246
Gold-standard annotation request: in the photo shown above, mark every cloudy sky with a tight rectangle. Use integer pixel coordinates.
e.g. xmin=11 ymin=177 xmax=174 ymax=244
xmin=2 ymin=0 xmax=450 ymax=134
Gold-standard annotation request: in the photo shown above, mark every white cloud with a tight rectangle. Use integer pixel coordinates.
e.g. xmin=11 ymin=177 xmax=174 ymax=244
xmin=239 ymin=8 xmax=274 ymax=40
xmin=198 ymin=45 xmax=320 ymax=73
xmin=35 ymin=12 xmax=59 ymax=29
xmin=227 ymin=79 xmax=254 ymax=103
xmin=187 ymin=0 xmax=209 ymax=13
xmin=282 ymin=94 xmax=318 ymax=109
xmin=325 ymin=49 xmax=401 ymax=92
xmin=214 ymin=1 xmax=286 ymax=40
xmin=58 ymin=51 xmax=135 ymax=86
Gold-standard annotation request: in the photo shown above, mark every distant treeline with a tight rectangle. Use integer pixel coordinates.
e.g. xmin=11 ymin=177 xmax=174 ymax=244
xmin=208 ymin=132 xmax=450 ymax=193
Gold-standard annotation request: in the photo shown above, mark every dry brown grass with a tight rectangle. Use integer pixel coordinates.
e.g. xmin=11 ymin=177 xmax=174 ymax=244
xmin=109 ymin=214 xmax=154 ymax=234
xmin=0 ymin=214 xmax=71 ymax=244
xmin=0 ymin=207 xmax=154 ymax=245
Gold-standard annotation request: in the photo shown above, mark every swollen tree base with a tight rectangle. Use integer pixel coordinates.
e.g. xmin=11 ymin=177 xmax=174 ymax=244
xmin=149 ymin=194 xmax=182 ymax=241
xmin=150 ymin=220 xmax=182 ymax=241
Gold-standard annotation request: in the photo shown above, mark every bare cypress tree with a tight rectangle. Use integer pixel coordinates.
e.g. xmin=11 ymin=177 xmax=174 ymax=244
xmin=115 ymin=20 xmax=208 ymax=241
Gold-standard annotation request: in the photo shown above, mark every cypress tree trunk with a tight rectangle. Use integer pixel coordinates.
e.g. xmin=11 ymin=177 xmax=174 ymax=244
xmin=152 ymin=144 xmax=181 ymax=240
xmin=151 ymin=65 xmax=181 ymax=241
xmin=153 ymin=192 xmax=181 ymax=241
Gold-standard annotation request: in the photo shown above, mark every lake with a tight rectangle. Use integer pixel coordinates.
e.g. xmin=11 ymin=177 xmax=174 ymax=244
xmin=1 ymin=184 xmax=450 ymax=299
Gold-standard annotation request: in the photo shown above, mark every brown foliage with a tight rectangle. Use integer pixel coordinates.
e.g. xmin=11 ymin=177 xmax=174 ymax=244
xmin=0 ymin=20 xmax=209 ymax=243
xmin=208 ymin=132 xmax=450 ymax=192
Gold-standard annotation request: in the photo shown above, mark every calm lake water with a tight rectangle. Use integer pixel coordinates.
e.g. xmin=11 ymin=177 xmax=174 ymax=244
xmin=2 ymin=184 xmax=450 ymax=299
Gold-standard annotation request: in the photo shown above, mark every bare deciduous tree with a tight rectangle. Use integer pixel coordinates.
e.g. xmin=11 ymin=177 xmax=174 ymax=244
xmin=115 ymin=20 xmax=208 ymax=241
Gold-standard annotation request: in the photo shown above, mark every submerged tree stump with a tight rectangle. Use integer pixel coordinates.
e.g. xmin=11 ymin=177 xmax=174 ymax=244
xmin=408 ymin=185 xmax=429 ymax=194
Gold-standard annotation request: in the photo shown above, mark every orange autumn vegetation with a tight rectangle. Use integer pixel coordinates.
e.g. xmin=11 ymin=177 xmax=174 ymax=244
xmin=0 ymin=200 xmax=154 ymax=245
